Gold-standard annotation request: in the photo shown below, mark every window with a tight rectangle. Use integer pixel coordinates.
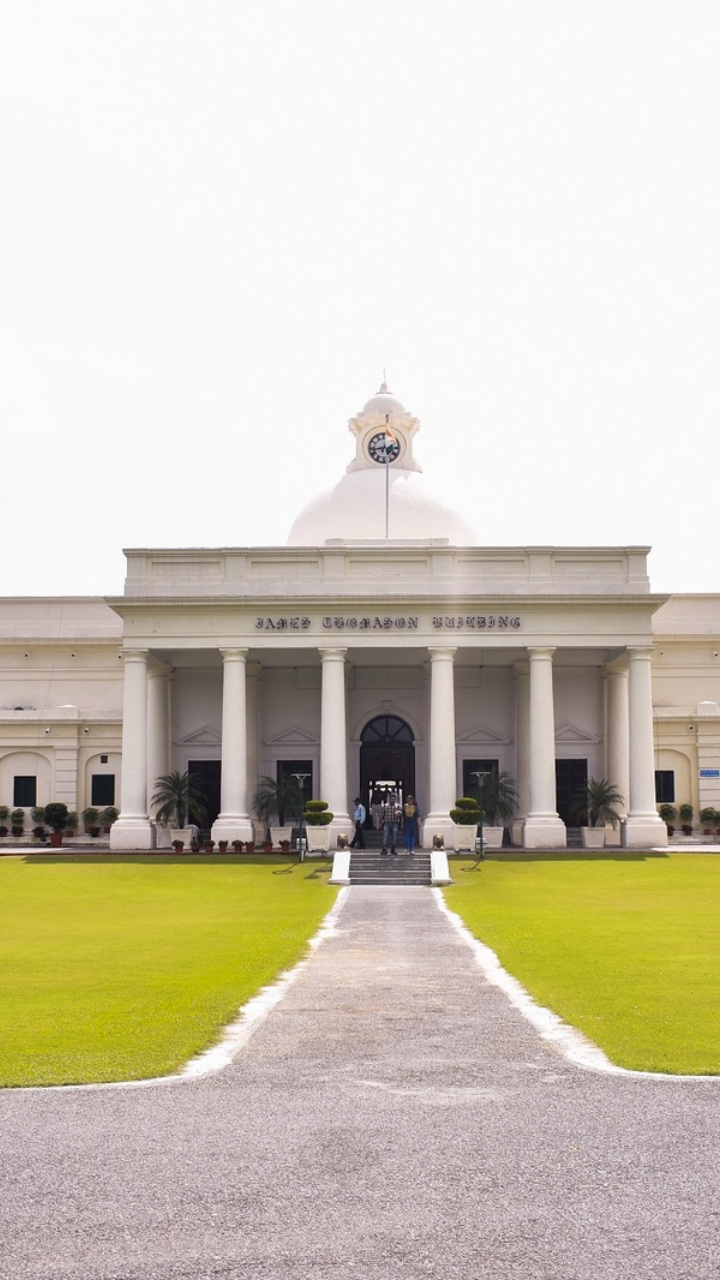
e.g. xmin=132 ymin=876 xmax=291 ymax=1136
xmin=277 ymin=760 xmax=313 ymax=803
xmin=91 ymin=775 xmax=116 ymax=806
xmin=462 ymin=759 xmax=499 ymax=798
xmin=655 ymin=770 xmax=675 ymax=803
xmin=14 ymin=776 xmax=37 ymax=806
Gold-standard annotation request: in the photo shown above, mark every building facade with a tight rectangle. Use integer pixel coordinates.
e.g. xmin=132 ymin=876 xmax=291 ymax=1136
xmin=0 ymin=387 xmax=718 ymax=849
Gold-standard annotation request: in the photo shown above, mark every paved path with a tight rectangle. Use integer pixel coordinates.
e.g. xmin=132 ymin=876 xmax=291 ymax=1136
xmin=1 ymin=887 xmax=719 ymax=1279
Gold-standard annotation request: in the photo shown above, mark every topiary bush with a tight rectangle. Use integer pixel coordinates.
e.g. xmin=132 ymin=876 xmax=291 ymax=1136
xmin=303 ymin=800 xmax=334 ymax=826
xmin=43 ymin=802 xmax=69 ymax=833
xmin=450 ymin=797 xmax=481 ymax=825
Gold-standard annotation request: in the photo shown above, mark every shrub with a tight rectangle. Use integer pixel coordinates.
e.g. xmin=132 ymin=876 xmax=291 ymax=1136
xmin=303 ymin=800 xmax=334 ymax=826
xmin=44 ymin=803 xmax=69 ymax=833
xmin=450 ymin=797 xmax=481 ymax=825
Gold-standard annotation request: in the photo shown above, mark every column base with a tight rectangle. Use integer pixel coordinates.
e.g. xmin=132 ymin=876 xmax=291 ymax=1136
xmin=110 ymin=818 xmax=155 ymax=851
xmin=522 ymin=816 xmax=567 ymax=849
xmin=421 ymin=816 xmax=454 ymax=850
xmin=621 ymin=816 xmax=668 ymax=849
xmin=212 ymin=817 xmax=254 ymax=844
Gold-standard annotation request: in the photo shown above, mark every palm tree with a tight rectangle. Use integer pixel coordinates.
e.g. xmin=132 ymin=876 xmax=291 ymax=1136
xmin=569 ymin=777 xmax=624 ymax=829
xmin=475 ymin=771 xmax=518 ymax=827
xmin=151 ymin=771 xmax=208 ymax=828
xmin=252 ymin=775 xmax=304 ymax=840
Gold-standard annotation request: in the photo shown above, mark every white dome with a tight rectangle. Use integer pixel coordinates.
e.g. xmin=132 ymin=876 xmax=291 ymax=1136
xmin=287 ymin=468 xmax=477 ymax=545
xmin=360 ymin=390 xmax=406 ymax=417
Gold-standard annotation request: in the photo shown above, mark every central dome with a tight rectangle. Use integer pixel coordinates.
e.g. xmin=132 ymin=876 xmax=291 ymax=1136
xmin=286 ymin=382 xmax=478 ymax=546
xmin=287 ymin=469 xmax=477 ymax=545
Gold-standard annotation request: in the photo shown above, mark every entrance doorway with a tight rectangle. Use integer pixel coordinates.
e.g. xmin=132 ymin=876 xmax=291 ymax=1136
xmin=188 ymin=759 xmax=221 ymax=826
xmin=359 ymin=715 xmax=415 ymax=828
xmin=555 ymin=759 xmax=588 ymax=825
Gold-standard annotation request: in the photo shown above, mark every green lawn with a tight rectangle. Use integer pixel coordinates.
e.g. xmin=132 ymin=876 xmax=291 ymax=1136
xmin=0 ymin=855 xmax=337 ymax=1088
xmin=444 ymin=853 xmax=720 ymax=1075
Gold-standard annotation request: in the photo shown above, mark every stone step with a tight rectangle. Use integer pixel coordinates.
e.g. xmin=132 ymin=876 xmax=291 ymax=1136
xmin=349 ymin=850 xmax=432 ymax=886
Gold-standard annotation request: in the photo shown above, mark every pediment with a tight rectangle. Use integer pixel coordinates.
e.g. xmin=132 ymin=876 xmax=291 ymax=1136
xmin=177 ymin=724 xmax=222 ymax=746
xmin=265 ymin=725 xmax=319 ymax=747
xmin=456 ymin=723 xmax=510 ymax=746
xmin=555 ymin=723 xmax=601 ymax=745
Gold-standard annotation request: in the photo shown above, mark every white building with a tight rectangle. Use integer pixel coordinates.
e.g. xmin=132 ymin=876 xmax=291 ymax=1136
xmin=1 ymin=384 xmax=718 ymax=850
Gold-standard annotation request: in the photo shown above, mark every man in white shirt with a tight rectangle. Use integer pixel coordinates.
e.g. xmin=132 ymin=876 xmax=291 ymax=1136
xmin=350 ymin=796 xmax=367 ymax=848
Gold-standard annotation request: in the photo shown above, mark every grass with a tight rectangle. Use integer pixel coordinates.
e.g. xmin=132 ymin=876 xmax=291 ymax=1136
xmin=444 ymin=852 xmax=720 ymax=1074
xmin=0 ymin=855 xmax=337 ymax=1088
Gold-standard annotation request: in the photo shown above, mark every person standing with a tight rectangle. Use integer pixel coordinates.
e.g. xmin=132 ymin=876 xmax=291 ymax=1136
xmin=350 ymin=796 xmax=366 ymax=848
xmin=380 ymin=791 xmax=402 ymax=855
xmin=402 ymin=795 xmax=420 ymax=853
xmin=371 ymin=788 xmax=383 ymax=830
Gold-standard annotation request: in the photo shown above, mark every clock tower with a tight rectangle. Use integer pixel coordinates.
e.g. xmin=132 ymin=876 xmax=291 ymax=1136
xmin=345 ymin=381 xmax=423 ymax=475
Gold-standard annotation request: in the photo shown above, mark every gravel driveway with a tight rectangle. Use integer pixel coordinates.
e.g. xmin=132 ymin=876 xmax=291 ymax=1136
xmin=1 ymin=886 xmax=718 ymax=1280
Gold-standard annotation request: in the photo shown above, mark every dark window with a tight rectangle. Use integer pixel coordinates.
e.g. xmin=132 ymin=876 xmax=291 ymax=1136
xmin=655 ymin=770 xmax=675 ymax=803
xmin=14 ymin=776 xmax=37 ymax=806
xmin=100 ymin=754 xmax=108 ymax=764
xmin=91 ymin=775 xmax=116 ymax=806
xmin=361 ymin=717 xmax=413 ymax=745
xmin=462 ymin=759 xmax=499 ymax=799
xmin=277 ymin=760 xmax=313 ymax=804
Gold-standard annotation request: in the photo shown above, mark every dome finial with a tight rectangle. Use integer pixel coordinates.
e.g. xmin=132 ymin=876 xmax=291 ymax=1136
xmin=378 ymin=368 xmax=390 ymax=394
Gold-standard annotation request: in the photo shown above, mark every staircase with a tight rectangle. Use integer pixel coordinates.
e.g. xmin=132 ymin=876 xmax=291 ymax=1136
xmin=348 ymin=849 xmax=432 ymax=886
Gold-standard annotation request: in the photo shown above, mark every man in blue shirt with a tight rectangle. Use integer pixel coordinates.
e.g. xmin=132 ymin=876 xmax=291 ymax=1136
xmin=350 ymin=796 xmax=366 ymax=848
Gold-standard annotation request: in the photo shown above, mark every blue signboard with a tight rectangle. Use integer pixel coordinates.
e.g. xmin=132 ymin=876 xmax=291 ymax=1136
xmin=699 ymin=769 xmax=720 ymax=778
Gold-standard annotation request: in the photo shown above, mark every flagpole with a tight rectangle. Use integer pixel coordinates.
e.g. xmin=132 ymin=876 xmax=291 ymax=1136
xmin=384 ymin=414 xmax=390 ymax=538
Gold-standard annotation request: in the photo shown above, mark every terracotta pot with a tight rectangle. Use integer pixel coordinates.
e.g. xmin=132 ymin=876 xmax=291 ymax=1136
xmin=49 ymin=832 xmax=63 ymax=848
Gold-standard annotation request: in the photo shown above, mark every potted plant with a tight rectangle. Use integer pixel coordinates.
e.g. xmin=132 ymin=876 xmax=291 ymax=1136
xmin=11 ymin=808 xmax=25 ymax=836
xmin=678 ymin=803 xmax=693 ymax=836
xmin=232 ymin=839 xmax=244 ymax=853
xmin=65 ymin=811 xmax=79 ymax=837
xmin=31 ymin=804 xmax=47 ymax=842
xmin=172 ymin=838 xmax=185 ymax=853
xmin=450 ymin=797 xmax=481 ymax=851
xmin=44 ymin=802 xmax=69 ymax=848
xmin=100 ymin=805 xmax=119 ymax=833
xmin=0 ymin=804 xmax=9 ymax=836
xmin=658 ymin=803 xmax=677 ymax=836
xmin=81 ymin=806 xmax=101 ymax=837
xmin=218 ymin=839 xmax=229 ymax=852
xmin=151 ymin=770 xmax=207 ymax=846
xmin=244 ymin=840 xmax=255 ymax=853
xmin=700 ymin=807 xmax=717 ymax=835
xmin=280 ymin=839 xmax=291 ymax=852
xmin=471 ymin=773 xmax=518 ymax=849
xmin=252 ymin=775 xmax=304 ymax=847
xmin=570 ymin=778 xmax=624 ymax=848
xmin=302 ymin=800 xmax=334 ymax=853
xmin=204 ymin=838 xmax=215 ymax=854
xmin=190 ymin=838 xmax=201 ymax=853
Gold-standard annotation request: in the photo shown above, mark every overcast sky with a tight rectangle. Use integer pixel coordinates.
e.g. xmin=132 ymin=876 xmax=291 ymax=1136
xmin=1 ymin=1 xmax=718 ymax=598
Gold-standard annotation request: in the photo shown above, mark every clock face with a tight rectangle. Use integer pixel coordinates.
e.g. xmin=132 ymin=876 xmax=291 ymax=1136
xmin=367 ymin=430 xmax=400 ymax=464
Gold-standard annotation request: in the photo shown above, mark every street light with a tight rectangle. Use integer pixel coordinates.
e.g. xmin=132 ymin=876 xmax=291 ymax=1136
xmin=471 ymin=771 xmax=491 ymax=860
xmin=291 ymin=773 xmax=310 ymax=862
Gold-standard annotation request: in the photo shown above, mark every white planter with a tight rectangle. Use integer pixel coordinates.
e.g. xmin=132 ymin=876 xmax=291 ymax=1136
xmin=305 ymin=826 xmax=330 ymax=853
xmin=270 ymin=826 xmax=294 ymax=848
xmin=582 ymin=826 xmax=606 ymax=849
xmin=479 ymin=826 xmax=504 ymax=850
xmin=453 ymin=824 xmax=478 ymax=851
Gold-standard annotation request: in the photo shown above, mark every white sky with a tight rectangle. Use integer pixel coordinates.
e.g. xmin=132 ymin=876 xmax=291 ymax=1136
xmin=1 ymin=1 xmax=718 ymax=597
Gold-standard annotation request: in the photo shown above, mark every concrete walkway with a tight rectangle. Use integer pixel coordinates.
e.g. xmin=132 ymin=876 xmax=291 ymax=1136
xmin=1 ymin=887 xmax=719 ymax=1279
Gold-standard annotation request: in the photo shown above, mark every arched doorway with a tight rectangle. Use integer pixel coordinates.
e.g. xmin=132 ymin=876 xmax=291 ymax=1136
xmin=360 ymin=714 xmax=415 ymax=825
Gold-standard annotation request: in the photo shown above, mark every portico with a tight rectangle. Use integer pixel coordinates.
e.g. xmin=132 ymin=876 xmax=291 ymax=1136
xmin=108 ymin=542 xmax=668 ymax=851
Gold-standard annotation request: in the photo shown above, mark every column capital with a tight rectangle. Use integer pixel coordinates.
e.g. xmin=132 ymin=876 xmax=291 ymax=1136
xmin=427 ymin=646 xmax=457 ymax=660
xmin=122 ymin=648 xmax=149 ymax=663
xmin=527 ymin=646 xmax=556 ymax=660
xmin=625 ymin=645 xmax=654 ymax=660
xmin=318 ymin=646 xmax=348 ymax=662
xmin=219 ymin=647 xmax=248 ymax=661
xmin=604 ymin=656 xmax=629 ymax=675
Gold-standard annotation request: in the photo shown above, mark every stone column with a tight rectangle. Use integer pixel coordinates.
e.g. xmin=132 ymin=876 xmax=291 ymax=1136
xmin=512 ymin=661 xmax=531 ymax=846
xmin=423 ymin=647 xmax=457 ymax=849
xmin=111 ymin=649 xmax=154 ymax=850
xmin=319 ymin=647 xmax=352 ymax=844
xmin=623 ymin=646 xmax=667 ymax=848
xmin=605 ymin=659 xmax=629 ymax=846
xmin=523 ymin=646 xmax=566 ymax=848
xmin=213 ymin=648 xmax=253 ymax=843
xmin=147 ymin=665 xmax=171 ymax=824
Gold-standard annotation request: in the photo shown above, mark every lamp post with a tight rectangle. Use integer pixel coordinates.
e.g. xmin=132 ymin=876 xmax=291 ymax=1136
xmin=291 ymin=773 xmax=310 ymax=862
xmin=471 ymin=771 xmax=491 ymax=860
